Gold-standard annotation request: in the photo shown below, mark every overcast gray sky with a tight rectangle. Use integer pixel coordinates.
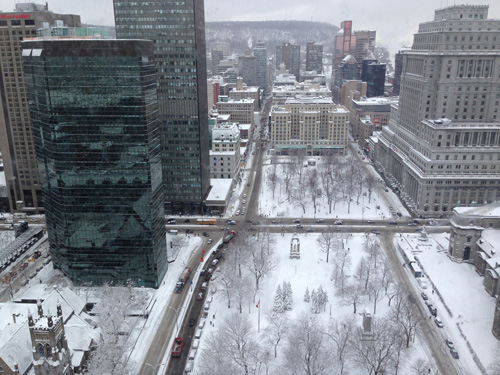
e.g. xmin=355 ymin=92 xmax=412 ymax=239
xmin=7 ymin=0 xmax=500 ymax=56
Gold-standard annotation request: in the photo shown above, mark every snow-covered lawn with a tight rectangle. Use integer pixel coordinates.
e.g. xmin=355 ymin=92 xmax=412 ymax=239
xmin=194 ymin=231 xmax=432 ymax=374
xmin=259 ymin=154 xmax=409 ymax=220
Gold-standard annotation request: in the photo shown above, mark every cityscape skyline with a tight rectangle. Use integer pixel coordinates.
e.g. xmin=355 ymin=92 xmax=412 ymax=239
xmin=13 ymin=0 xmax=500 ymax=56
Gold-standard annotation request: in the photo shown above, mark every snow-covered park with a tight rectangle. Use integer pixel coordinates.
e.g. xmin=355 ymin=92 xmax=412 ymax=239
xmin=192 ymin=230 xmax=434 ymax=375
xmin=258 ymin=154 xmax=409 ymax=220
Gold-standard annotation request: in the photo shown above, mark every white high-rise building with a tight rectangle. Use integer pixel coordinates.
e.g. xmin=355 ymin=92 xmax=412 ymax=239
xmin=376 ymin=5 xmax=500 ymax=217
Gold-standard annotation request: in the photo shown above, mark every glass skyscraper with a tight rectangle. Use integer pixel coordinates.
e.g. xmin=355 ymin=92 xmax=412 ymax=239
xmin=114 ymin=0 xmax=210 ymax=214
xmin=22 ymin=39 xmax=167 ymax=287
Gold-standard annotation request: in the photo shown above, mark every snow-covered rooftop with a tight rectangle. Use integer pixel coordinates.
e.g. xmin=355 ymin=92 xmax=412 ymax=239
xmin=206 ymin=179 xmax=233 ymax=201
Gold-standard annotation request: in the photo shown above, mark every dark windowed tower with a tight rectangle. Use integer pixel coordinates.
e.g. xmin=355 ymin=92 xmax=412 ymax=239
xmin=306 ymin=42 xmax=323 ymax=73
xmin=22 ymin=39 xmax=167 ymax=287
xmin=276 ymin=42 xmax=301 ymax=81
xmin=0 ymin=3 xmax=81 ymax=213
xmin=254 ymin=40 xmax=268 ymax=94
xmin=113 ymin=0 xmax=210 ymax=214
xmin=361 ymin=59 xmax=386 ymax=97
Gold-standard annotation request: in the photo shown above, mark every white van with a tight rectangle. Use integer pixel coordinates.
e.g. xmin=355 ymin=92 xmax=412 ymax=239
xmin=201 ymin=282 xmax=208 ymax=291
xmin=188 ymin=349 xmax=197 ymax=361
xmin=192 ymin=339 xmax=200 ymax=349
xmin=198 ymin=320 xmax=205 ymax=329
xmin=184 ymin=362 xmax=193 ymax=373
xmin=195 ymin=329 xmax=202 ymax=339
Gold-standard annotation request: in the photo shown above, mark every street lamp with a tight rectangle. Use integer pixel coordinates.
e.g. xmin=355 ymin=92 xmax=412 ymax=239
xmin=144 ymin=362 xmax=164 ymax=375
xmin=167 ymin=306 xmax=185 ymax=332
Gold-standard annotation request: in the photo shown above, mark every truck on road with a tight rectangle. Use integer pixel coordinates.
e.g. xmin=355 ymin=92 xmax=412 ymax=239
xmin=223 ymin=231 xmax=236 ymax=244
xmin=171 ymin=337 xmax=184 ymax=357
xmin=175 ymin=267 xmax=191 ymax=293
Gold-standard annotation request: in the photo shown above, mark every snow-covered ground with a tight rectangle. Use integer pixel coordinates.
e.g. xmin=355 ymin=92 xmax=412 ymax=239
xmin=397 ymin=232 xmax=500 ymax=374
xmin=192 ymin=232 xmax=433 ymax=374
xmin=258 ymin=155 xmax=409 ymax=220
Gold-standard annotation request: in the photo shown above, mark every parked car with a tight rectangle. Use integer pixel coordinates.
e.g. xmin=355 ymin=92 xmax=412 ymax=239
xmin=389 ymin=221 xmax=398 ymax=225
xmin=421 ymin=292 xmax=428 ymax=300
xmin=167 ymin=219 xmax=176 ymax=224
xmin=367 ymin=220 xmax=375 ymax=224
xmin=306 ymin=228 xmax=315 ymax=232
xmin=243 ymin=194 xmax=247 ymax=198
xmin=371 ymin=230 xmax=381 ymax=235
xmin=212 ymin=259 xmax=219 ymax=266
xmin=235 ymin=210 xmax=240 ymax=216
xmin=188 ymin=318 xmax=196 ymax=327
xmin=445 ymin=339 xmax=454 ymax=349
xmin=196 ymin=292 xmax=203 ymax=301
xmin=293 ymin=219 xmax=301 ymax=224
xmin=434 ymin=318 xmax=443 ymax=328
xmin=202 ymin=232 xmax=209 ymax=237
xmin=183 ymin=219 xmax=190 ymax=223
xmin=316 ymin=219 xmax=325 ymax=223
xmin=185 ymin=229 xmax=194 ymax=234
xmin=450 ymin=348 xmax=459 ymax=359
xmin=418 ymin=279 xmax=428 ymax=289
xmin=207 ymin=238 xmax=213 ymax=244
xmin=334 ymin=220 xmax=343 ymax=225
xmin=217 ymin=244 xmax=224 ymax=250
xmin=296 ymin=224 xmax=304 ymax=229
xmin=272 ymin=219 xmax=279 ymax=223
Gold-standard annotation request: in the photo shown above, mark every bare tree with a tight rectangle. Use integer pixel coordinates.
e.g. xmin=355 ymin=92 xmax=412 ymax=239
xmin=316 ymin=229 xmax=337 ymax=263
xmin=216 ymin=263 xmax=237 ymax=308
xmin=363 ymin=237 xmax=382 ymax=269
xmin=230 ymin=229 xmax=251 ymax=278
xmin=306 ymin=168 xmax=321 ymax=214
xmin=290 ymin=175 xmax=309 ymax=215
xmin=201 ymin=312 xmax=261 ymax=375
xmin=283 ymin=313 xmax=332 ymax=375
xmin=410 ymin=358 xmax=434 ymax=375
xmin=327 ymin=318 xmax=355 ymax=375
xmin=390 ymin=292 xmax=421 ymax=348
xmin=282 ymin=163 xmax=296 ymax=199
xmin=244 ymin=238 xmax=278 ymax=291
xmin=340 ymin=281 xmax=363 ymax=314
xmin=332 ymin=251 xmax=352 ymax=296
xmin=365 ymin=175 xmax=376 ymax=203
xmin=268 ymin=163 xmax=280 ymax=198
xmin=259 ymin=230 xmax=276 ymax=256
xmin=356 ymin=256 xmax=373 ymax=293
xmin=319 ymin=158 xmax=342 ymax=214
xmin=368 ymin=268 xmax=385 ymax=315
xmin=265 ymin=311 xmax=289 ymax=358
xmin=343 ymin=157 xmax=357 ymax=214
xmin=351 ymin=316 xmax=402 ymax=375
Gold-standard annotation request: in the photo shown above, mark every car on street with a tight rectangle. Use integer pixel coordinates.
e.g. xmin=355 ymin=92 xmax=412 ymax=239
xmin=243 ymin=194 xmax=247 ymax=198
xmin=371 ymin=230 xmax=381 ymax=235
xmin=316 ymin=219 xmax=325 ymax=223
xmin=429 ymin=306 xmax=437 ymax=316
xmin=207 ymin=238 xmax=213 ymax=244
xmin=389 ymin=221 xmax=398 ymax=225
xmin=202 ymin=232 xmax=209 ymax=237
xmin=450 ymin=348 xmax=459 ymax=359
xmin=196 ymin=292 xmax=203 ymax=301
xmin=418 ymin=279 xmax=428 ymax=289
xmin=272 ymin=219 xmax=279 ymax=223
xmin=188 ymin=318 xmax=196 ymax=327
xmin=217 ymin=244 xmax=224 ymax=250
xmin=200 ymin=269 xmax=206 ymax=276
xmin=183 ymin=219 xmax=190 ymax=223
xmin=334 ymin=220 xmax=343 ymax=225
xmin=445 ymin=339 xmax=454 ymax=349
xmin=306 ymin=228 xmax=315 ymax=232
xmin=367 ymin=220 xmax=375 ymax=224
xmin=296 ymin=224 xmax=304 ymax=229
xmin=212 ymin=259 xmax=219 ymax=266
xmin=407 ymin=223 xmax=417 ymax=226
xmin=185 ymin=229 xmax=194 ymax=234
xmin=421 ymin=292 xmax=428 ymax=300
xmin=434 ymin=318 xmax=443 ymax=328
xmin=167 ymin=219 xmax=176 ymax=224
xmin=293 ymin=219 xmax=301 ymax=224
xmin=228 ymin=220 xmax=236 ymax=225
xmin=242 ymin=200 xmax=246 ymax=204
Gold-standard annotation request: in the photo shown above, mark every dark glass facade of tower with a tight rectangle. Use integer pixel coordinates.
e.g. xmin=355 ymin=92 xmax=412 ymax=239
xmin=22 ymin=39 xmax=167 ymax=287
xmin=361 ymin=59 xmax=386 ymax=97
xmin=113 ymin=0 xmax=210 ymax=214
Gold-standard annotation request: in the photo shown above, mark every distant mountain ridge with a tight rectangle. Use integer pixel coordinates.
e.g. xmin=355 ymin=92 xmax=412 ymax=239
xmin=206 ymin=20 xmax=339 ymax=54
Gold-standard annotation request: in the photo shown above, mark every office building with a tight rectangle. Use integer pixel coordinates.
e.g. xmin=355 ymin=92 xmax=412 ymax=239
xmin=238 ymin=51 xmax=257 ymax=86
xmin=376 ymin=5 xmax=500 ymax=217
xmin=22 ymin=39 xmax=167 ymax=287
xmin=354 ymin=30 xmax=376 ymax=63
xmin=306 ymin=41 xmax=323 ymax=73
xmin=333 ymin=20 xmax=355 ymax=68
xmin=392 ymin=51 xmax=404 ymax=96
xmin=210 ymin=122 xmax=241 ymax=180
xmin=211 ymin=49 xmax=224 ymax=76
xmin=229 ymin=78 xmax=260 ymax=111
xmin=361 ymin=59 xmax=386 ymax=97
xmin=0 ymin=3 xmax=81 ymax=214
xmin=114 ymin=0 xmax=210 ymax=214
xmin=272 ymin=81 xmax=331 ymax=106
xmin=254 ymin=40 xmax=268 ymax=93
xmin=340 ymin=80 xmax=367 ymax=108
xmin=332 ymin=55 xmax=359 ymax=103
xmin=270 ymin=97 xmax=349 ymax=155
xmin=276 ymin=42 xmax=301 ymax=81
xmin=217 ymin=97 xmax=255 ymax=127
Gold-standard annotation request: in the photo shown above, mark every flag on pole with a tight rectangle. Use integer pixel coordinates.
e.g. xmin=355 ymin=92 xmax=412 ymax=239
xmin=256 ymin=299 xmax=260 ymax=308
